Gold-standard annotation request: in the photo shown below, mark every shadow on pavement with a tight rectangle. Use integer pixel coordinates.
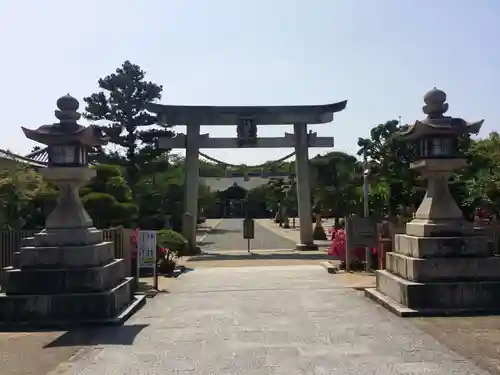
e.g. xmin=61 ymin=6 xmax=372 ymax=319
xmin=137 ymin=281 xmax=170 ymax=296
xmin=207 ymin=228 xmax=241 ymax=235
xmin=45 ymin=324 xmax=148 ymax=347
xmin=186 ymin=252 xmax=331 ymax=262
xmin=196 ymin=241 xmax=215 ymax=246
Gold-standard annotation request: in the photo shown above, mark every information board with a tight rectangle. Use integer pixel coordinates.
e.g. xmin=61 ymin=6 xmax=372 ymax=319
xmin=243 ymin=218 xmax=255 ymax=239
xmin=346 ymin=217 xmax=377 ymax=248
xmin=138 ymin=230 xmax=157 ymax=269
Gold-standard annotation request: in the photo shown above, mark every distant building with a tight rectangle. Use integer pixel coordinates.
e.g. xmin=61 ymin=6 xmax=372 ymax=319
xmin=200 ymin=175 xmax=290 ymax=192
xmin=0 ymin=148 xmax=46 ymax=169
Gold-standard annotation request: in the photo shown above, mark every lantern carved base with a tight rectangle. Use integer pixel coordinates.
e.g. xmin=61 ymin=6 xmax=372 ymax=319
xmin=406 ymin=159 xmax=469 ymax=237
xmin=40 ymin=167 xmax=95 ymax=230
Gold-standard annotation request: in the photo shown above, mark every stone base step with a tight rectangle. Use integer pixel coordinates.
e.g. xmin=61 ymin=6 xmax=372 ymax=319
xmin=376 ymin=270 xmax=500 ymax=311
xmin=0 ymin=294 xmax=146 ymax=330
xmin=33 ymin=227 xmax=103 ymax=247
xmin=2 ymin=258 xmax=126 ymax=294
xmin=0 ymin=277 xmax=136 ymax=323
xmin=394 ymin=233 xmax=490 ymax=258
xmin=386 ymin=252 xmax=500 ymax=282
xmin=365 ymin=287 xmax=500 ymax=317
xmin=19 ymin=241 xmax=114 ymax=268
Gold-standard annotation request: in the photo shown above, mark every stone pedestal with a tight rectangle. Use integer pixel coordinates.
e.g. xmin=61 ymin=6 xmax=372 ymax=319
xmin=366 ymin=159 xmax=500 ymax=316
xmin=0 ymin=168 xmax=145 ymax=326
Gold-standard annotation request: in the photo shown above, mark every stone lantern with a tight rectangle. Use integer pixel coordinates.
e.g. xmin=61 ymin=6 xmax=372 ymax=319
xmin=398 ymin=88 xmax=483 ymax=237
xmin=0 ymin=95 xmax=145 ymax=326
xmin=26 ymin=95 xmax=98 ymax=167
xmin=21 ymin=94 xmax=108 ymax=232
xmin=365 ymin=88 xmax=500 ymax=316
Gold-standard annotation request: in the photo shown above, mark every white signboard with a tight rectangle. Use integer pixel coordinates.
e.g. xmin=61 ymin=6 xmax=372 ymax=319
xmin=138 ymin=230 xmax=157 ymax=269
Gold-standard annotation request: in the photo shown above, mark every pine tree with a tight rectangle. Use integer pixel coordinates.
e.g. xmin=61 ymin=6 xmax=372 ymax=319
xmin=83 ymin=60 xmax=173 ymax=195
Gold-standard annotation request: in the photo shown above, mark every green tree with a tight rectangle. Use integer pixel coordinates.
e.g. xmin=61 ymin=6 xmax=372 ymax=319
xmin=244 ymin=185 xmax=271 ymax=217
xmin=266 ymin=178 xmax=287 ymax=209
xmin=311 ymin=151 xmax=362 ymax=220
xmin=457 ymin=132 xmax=500 ymax=216
xmin=81 ymin=164 xmax=138 ymax=228
xmin=0 ymin=165 xmax=57 ymax=229
xmin=357 ymin=120 xmax=417 ymax=217
xmin=199 ymin=159 xmax=227 ymax=177
xmin=83 ymin=60 xmax=173 ymax=194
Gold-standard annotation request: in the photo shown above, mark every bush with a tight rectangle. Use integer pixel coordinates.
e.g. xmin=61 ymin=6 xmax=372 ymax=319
xmin=157 ymin=229 xmax=188 ymax=254
xmin=82 ymin=192 xmax=117 ymax=227
xmin=156 ymin=229 xmax=189 ymax=276
xmin=113 ymin=202 xmax=139 ymax=226
xmin=106 ymin=176 xmax=132 ymax=202
xmin=82 ymin=192 xmax=138 ymax=228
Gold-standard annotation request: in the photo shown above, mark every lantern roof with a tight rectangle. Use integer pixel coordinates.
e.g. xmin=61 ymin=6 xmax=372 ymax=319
xmin=399 ymin=88 xmax=484 ymax=140
xmin=22 ymin=94 xmax=108 ymax=147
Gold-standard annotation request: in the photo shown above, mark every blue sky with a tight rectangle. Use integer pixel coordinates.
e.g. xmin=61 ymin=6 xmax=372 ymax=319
xmin=0 ymin=0 xmax=498 ymax=164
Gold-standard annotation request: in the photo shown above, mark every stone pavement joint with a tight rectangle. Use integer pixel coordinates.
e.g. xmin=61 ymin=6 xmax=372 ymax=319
xmin=50 ymin=265 xmax=488 ymax=375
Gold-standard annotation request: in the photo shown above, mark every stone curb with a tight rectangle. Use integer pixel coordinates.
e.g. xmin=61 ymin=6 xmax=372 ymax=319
xmin=320 ymin=263 xmax=378 ymax=290
xmin=353 ymin=285 xmax=375 ymax=291
xmin=320 ymin=261 xmax=338 ymax=274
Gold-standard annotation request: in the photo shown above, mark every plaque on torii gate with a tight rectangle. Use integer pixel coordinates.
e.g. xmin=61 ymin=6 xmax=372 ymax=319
xmin=146 ymin=101 xmax=348 ymax=251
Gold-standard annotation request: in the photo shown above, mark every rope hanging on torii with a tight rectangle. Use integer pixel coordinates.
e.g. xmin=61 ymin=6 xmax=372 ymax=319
xmin=198 ymin=150 xmax=296 ymax=170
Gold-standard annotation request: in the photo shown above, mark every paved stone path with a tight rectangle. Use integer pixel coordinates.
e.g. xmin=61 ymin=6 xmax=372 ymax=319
xmin=255 ymin=218 xmax=332 ymax=249
xmin=52 ymin=265 xmax=487 ymax=374
xmin=200 ymin=218 xmax=297 ymax=251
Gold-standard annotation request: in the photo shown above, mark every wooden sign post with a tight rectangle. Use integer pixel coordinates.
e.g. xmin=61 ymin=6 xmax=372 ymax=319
xmin=243 ymin=218 xmax=255 ymax=253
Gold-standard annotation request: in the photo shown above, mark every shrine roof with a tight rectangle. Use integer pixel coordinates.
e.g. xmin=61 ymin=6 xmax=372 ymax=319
xmin=0 ymin=148 xmax=47 ymax=168
xmin=201 ymin=176 xmax=292 ymax=191
xmin=146 ymin=100 xmax=347 ymax=125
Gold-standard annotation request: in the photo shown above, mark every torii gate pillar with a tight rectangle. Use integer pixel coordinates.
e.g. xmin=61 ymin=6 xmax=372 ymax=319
xmin=184 ymin=123 xmax=201 ymax=250
xmin=293 ymin=123 xmax=316 ymax=250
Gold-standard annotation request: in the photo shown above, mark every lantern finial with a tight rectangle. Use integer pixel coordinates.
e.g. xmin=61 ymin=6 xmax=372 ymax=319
xmin=55 ymin=94 xmax=81 ymax=126
xmin=423 ymin=88 xmax=448 ymax=118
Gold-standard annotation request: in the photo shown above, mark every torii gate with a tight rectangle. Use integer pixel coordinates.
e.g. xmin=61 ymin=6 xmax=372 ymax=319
xmin=146 ymin=101 xmax=348 ymax=251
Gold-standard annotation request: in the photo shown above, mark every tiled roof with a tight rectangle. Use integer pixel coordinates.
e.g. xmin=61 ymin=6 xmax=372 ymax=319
xmin=0 ymin=148 xmax=46 ymax=168
xmin=200 ymin=176 xmax=290 ymax=191
xmin=24 ymin=147 xmax=48 ymax=165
